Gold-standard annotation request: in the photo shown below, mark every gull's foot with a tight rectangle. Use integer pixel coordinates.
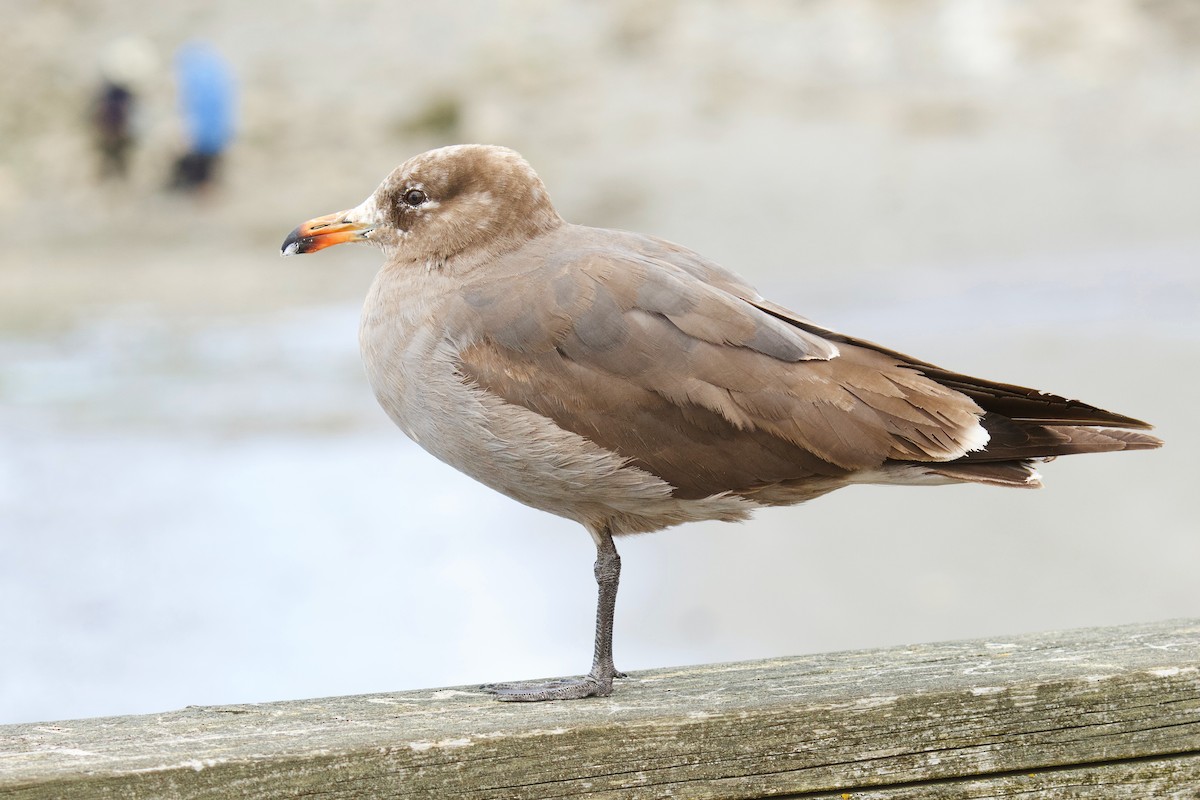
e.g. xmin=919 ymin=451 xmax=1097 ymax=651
xmin=482 ymin=674 xmax=613 ymax=702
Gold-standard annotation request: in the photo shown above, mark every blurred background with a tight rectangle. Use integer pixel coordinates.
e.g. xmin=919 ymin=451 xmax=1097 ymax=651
xmin=2 ymin=0 xmax=1198 ymax=724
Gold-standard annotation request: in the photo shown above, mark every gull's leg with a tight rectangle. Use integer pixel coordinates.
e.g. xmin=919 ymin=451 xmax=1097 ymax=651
xmin=484 ymin=524 xmax=622 ymax=701
xmin=589 ymin=524 xmax=624 ymax=682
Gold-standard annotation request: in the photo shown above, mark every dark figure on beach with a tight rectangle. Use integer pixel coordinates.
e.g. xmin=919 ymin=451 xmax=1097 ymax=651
xmin=92 ymin=80 xmax=135 ymax=180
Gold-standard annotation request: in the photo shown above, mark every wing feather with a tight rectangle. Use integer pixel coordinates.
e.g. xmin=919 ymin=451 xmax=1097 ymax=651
xmin=451 ymin=228 xmax=990 ymax=497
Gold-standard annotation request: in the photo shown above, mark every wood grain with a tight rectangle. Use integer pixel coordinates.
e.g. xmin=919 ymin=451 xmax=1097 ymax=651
xmin=2 ymin=619 xmax=1198 ymax=799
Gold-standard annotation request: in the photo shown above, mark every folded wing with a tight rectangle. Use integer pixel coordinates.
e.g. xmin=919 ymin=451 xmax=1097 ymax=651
xmin=453 ymin=229 xmax=1001 ymax=500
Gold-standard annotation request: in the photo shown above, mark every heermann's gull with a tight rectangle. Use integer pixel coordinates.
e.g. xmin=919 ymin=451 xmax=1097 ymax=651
xmin=282 ymin=144 xmax=1161 ymax=701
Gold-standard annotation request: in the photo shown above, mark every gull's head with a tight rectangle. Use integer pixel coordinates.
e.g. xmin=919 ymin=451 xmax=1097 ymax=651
xmin=281 ymin=144 xmax=563 ymax=266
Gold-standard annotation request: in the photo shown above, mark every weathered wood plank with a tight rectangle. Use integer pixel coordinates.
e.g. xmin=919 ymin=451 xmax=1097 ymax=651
xmin=804 ymin=755 xmax=1200 ymax=798
xmin=1 ymin=619 xmax=1198 ymax=799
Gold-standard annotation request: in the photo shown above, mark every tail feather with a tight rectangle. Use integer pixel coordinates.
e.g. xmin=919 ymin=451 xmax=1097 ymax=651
xmin=925 ymin=460 xmax=1043 ymax=488
xmin=966 ymin=413 xmax=1163 ymax=462
xmin=894 ymin=358 xmax=1161 ymax=489
xmin=754 ymin=306 xmax=1163 ymax=480
xmin=915 ymin=359 xmax=1162 ymax=464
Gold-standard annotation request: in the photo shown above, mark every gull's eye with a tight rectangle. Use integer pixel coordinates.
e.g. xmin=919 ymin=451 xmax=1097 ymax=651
xmin=403 ymin=188 xmax=427 ymax=207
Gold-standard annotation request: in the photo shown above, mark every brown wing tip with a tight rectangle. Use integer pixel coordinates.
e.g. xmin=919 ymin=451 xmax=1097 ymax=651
xmin=1078 ymin=409 xmax=1156 ymax=431
xmin=996 ymin=399 xmax=1157 ymax=431
xmin=1111 ymin=430 xmax=1164 ymax=450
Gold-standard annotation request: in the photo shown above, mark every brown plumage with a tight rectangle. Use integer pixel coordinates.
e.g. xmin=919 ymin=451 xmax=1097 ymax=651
xmin=282 ymin=144 xmax=1161 ymax=701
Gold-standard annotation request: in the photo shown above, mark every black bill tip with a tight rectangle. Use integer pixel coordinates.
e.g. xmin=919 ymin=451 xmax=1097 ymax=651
xmin=280 ymin=226 xmax=310 ymax=257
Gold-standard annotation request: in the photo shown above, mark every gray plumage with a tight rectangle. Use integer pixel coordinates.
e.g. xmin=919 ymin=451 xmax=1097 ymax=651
xmin=282 ymin=144 xmax=1161 ymax=701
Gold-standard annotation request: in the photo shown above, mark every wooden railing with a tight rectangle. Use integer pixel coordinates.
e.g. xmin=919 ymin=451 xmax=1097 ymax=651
xmin=2 ymin=618 xmax=1199 ymax=798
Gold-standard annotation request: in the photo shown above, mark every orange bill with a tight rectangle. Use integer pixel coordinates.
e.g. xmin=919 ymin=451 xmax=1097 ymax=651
xmin=281 ymin=211 xmax=373 ymax=255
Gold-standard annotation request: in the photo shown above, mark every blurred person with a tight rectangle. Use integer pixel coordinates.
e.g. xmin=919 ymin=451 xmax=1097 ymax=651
xmin=168 ymin=41 xmax=235 ymax=192
xmin=92 ymin=80 xmax=134 ymax=179
xmin=91 ymin=37 xmax=155 ymax=181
